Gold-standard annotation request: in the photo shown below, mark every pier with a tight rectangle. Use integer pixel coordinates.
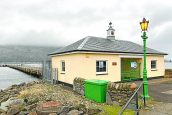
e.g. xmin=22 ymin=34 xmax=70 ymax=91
xmin=7 ymin=65 xmax=42 ymax=78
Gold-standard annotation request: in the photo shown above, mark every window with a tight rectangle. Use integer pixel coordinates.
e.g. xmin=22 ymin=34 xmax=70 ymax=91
xmin=61 ymin=61 xmax=65 ymax=72
xmin=96 ymin=61 xmax=107 ymax=74
xmin=151 ymin=60 xmax=157 ymax=70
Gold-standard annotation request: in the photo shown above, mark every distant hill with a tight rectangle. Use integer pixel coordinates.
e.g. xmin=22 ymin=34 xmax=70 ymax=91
xmin=0 ymin=45 xmax=60 ymax=62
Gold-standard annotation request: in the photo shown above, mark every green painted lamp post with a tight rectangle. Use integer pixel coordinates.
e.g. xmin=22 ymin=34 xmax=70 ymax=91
xmin=140 ymin=18 xmax=150 ymax=99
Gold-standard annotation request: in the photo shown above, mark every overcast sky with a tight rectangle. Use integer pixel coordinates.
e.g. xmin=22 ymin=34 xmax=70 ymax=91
xmin=0 ymin=0 xmax=172 ymax=59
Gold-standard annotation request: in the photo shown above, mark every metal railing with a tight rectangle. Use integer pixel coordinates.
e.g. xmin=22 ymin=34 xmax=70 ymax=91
xmin=119 ymin=82 xmax=146 ymax=115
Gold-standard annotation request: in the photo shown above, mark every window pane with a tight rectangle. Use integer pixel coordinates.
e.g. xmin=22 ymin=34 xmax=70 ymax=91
xmin=62 ymin=62 xmax=65 ymax=71
xmin=96 ymin=67 xmax=99 ymax=72
xmin=100 ymin=68 xmax=103 ymax=72
xmin=100 ymin=61 xmax=104 ymax=68
xmin=151 ymin=60 xmax=156 ymax=69
xmin=103 ymin=61 xmax=106 ymax=67
xmin=96 ymin=61 xmax=107 ymax=73
xmin=96 ymin=61 xmax=99 ymax=67
xmin=103 ymin=67 xmax=106 ymax=71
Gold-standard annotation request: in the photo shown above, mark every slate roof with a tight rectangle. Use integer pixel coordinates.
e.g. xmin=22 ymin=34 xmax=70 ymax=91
xmin=50 ymin=36 xmax=167 ymax=55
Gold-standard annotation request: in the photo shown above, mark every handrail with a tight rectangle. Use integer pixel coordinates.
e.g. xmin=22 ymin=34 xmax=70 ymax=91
xmin=118 ymin=82 xmax=145 ymax=115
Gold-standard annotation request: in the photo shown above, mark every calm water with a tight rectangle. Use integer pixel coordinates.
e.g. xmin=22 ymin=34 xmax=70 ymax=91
xmin=0 ymin=67 xmax=38 ymax=90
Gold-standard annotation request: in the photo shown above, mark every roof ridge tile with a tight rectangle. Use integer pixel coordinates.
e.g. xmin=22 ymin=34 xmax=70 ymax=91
xmin=77 ymin=36 xmax=90 ymax=50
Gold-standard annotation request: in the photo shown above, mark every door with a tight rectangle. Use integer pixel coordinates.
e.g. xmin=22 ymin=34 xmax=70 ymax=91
xmin=121 ymin=58 xmax=141 ymax=81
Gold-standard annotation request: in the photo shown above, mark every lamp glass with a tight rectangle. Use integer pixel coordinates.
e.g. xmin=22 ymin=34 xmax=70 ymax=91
xmin=140 ymin=18 xmax=149 ymax=31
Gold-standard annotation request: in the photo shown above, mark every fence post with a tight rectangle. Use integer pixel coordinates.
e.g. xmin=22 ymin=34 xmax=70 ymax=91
xmin=136 ymin=92 xmax=139 ymax=115
xmin=143 ymin=84 xmax=146 ymax=107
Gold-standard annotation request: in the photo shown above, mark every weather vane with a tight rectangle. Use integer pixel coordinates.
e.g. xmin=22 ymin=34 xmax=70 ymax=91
xmin=109 ymin=22 xmax=112 ymax=26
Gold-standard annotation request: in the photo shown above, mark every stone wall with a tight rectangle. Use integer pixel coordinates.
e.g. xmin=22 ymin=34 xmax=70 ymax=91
xmin=73 ymin=77 xmax=85 ymax=96
xmin=73 ymin=77 xmax=137 ymax=106
xmin=165 ymin=69 xmax=172 ymax=78
xmin=106 ymin=82 xmax=136 ymax=106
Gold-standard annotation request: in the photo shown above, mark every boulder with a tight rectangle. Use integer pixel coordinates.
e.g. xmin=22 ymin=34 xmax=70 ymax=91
xmin=67 ymin=110 xmax=83 ymax=115
xmin=0 ymin=95 xmax=9 ymax=103
xmin=130 ymin=83 xmax=137 ymax=91
xmin=19 ymin=111 xmax=29 ymax=115
xmin=28 ymin=111 xmax=38 ymax=115
xmin=0 ymin=97 xmax=24 ymax=112
xmin=7 ymin=106 xmax=20 ymax=115
xmin=0 ymin=108 xmax=5 ymax=114
xmin=106 ymin=92 xmax=113 ymax=105
xmin=60 ymin=106 xmax=70 ymax=113
xmin=48 ymin=113 xmax=57 ymax=115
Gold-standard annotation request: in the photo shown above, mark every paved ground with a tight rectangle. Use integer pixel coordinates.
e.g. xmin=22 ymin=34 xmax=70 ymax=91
xmin=138 ymin=78 xmax=172 ymax=115
xmin=135 ymin=78 xmax=172 ymax=103
xmin=149 ymin=80 xmax=172 ymax=103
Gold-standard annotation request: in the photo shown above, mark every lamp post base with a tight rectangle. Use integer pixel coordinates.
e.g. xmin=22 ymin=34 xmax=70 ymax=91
xmin=143 ymin=80 xmax=150 ymax=99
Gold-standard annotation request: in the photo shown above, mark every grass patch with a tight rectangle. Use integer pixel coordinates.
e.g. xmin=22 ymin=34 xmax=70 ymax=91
xmin=98 ymin=104 xmax=135 ymax=115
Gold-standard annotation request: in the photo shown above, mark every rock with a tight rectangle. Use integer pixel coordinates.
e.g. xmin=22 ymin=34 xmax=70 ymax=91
xmin=87 ymin=109 xmax=101 ymax=114
xmin=27 ymin=103 xmax=37 ymax=111
xmin=130 ymin=83 xmax=137 ymax=91
xmin=77 ymin=104 xmax=86 ymax=113
xmin=9 ymin=98 xmax=24 ymax=106
xmin=7 ymin=106 xmax=20 ymax=115
xmin=0 ymin=97 xmax=24 ymax=112
xmin=0 ymin=95 xmax=9 ymax=103
xmin=106 ymin=92 xmax=113 ymax=105
xmin=28 ymin=111 xmax=38 ymax=115
xmin=49 ymin=113 xmax=57 ymax=115
xmin=28 ymin=98 xmax=39 ymax=105
xmin=80 ymin=89 xmax=84 ymax=96
xmin=67 ymin=110 xmax=83 ymax=115
xmin=36 ymin=101 xmax=62 ymax=115
xmin=18 ymin=82 xmax=26 ymax=86
xmin=0 ymin=113 xmax=6 ymax=115
xmin=19 ymin=111 xmax=29 ymax=115
xmin=59 ymin=113 xmax=67 ymax=115
xmin=0 ymin=108 xmax=5 ymax=114
xmin=60 ymin=106 xmax=70 ymax=113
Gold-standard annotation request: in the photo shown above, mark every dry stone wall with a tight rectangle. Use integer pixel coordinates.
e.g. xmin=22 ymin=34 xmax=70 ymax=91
xmin=73 ymin=77 xmax=85 ymax=96
xmin=106 ymin=82 xmax=136 ymax=106
xmin=73 ymin=77 xmax=137 ymax=106
xmin=165 ymin=69 xmax=172 ymax=78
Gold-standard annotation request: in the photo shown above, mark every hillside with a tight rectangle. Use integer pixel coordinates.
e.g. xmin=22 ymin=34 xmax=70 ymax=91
xmin=0 ymin=45 xmax=59 ymax=62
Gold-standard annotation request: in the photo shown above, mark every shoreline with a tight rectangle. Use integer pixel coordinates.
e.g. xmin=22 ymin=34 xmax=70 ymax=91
xmin=0 ymin=80 xmax=102 ymax=115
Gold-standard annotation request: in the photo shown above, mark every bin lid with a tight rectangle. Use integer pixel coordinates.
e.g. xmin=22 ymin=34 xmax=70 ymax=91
xmin=85 ymin=79 xmax=108 ymax=85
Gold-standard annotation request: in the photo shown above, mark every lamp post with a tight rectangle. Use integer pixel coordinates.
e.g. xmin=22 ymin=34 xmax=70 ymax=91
xmin=140 ymin=18 xmax=150 ymax=99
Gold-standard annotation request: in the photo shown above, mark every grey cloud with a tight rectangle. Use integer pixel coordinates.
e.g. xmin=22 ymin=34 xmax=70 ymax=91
xmin=0 ymin=30 xmax=63 ymax=46
xmin=148 ymin=24 xmax=172 ymax=59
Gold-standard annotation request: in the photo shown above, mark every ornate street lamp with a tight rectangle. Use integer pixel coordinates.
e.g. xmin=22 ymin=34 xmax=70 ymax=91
xmin=140 ymin=18 xmax=150 ymax=99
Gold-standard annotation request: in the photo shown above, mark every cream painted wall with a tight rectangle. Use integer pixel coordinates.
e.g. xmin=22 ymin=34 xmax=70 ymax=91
xmin=146 ymin=55 xmax=165 ymax=78
xmin=51 ymin=53 xmax=165 ymax=84
xmin=52 ymin=53 xmax=121 ymax=84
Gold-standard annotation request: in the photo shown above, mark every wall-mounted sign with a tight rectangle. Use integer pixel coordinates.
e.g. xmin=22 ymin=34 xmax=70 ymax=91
xmin=131 ymin=62 xmax=137 ymax=69
xmin=112 ymin=62 xmax=117 ymax=66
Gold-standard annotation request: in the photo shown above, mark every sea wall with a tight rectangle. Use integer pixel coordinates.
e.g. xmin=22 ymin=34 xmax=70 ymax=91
xmin=7 ymin=65 xmax=42 ymax=78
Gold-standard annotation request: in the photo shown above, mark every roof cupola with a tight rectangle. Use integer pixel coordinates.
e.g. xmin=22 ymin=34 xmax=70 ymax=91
xmin=107 ymin=22 xmax=115 ymax=40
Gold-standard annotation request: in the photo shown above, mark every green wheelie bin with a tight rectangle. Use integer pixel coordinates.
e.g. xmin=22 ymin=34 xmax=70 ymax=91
xmin=85 ymin=79 xmax=108 ymax=103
